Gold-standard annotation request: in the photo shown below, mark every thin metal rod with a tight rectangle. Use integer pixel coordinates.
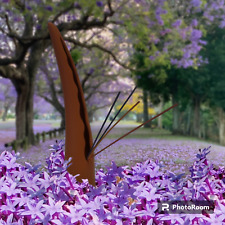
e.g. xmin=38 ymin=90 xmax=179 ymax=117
xmin=93 ymin=103 xmax=178 ymax=157
xmin=88 ymin=92 xmax=120 ymax=159
xmin=90 ymin=86 xmax=137 ymax=155
xmin=87 ymin=101 xmax=140 ymax=160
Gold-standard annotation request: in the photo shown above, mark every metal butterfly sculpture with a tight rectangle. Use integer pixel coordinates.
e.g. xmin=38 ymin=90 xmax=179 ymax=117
xmin=48 ymin=23 xmax=177 ymax=186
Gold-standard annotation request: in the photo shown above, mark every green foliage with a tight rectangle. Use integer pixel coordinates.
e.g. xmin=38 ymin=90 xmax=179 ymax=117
xmin=6 ymin=113 xmax=15 ymax=119
xmin=161 ymin=2 xmax=173 ymax=25
xmin=71 ymin=49 xmax=82 ymax=64
xmin=204 ymin=28 xmax=225 ymax=110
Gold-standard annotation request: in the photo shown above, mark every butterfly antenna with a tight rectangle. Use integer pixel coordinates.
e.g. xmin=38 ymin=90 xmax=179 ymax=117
xmin=93 ymin=103 xmax=178 ymax=157
xmin=90 ymin=86 xmax=137 ymax=152
xmin=87 ymin=86 xmax=137 ymax=159
xmin=88 ymin=92 xmax=121 ymax=159
xmin=87 ymin=101 xmax=140 ymax=160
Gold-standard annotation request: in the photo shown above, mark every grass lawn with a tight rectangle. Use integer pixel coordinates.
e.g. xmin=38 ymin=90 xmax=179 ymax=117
xmin=0 ymin=119 xmax=224 ymax=175
xmin=91 ymin=121 xmax=225 ymax=174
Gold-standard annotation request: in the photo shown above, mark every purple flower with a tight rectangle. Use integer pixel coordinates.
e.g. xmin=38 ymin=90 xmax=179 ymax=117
xmin=199 ymin=40 xmax=207 ymax=45
xmin=13 ymin=16 xmax=21 ymax=22
xmin=0 ymin=139 xmax=225 ymax=224
xmin=120 ymin=206 xmax=139 ymax=221
xmin=172 ymin=19 xmax=182 ymax=28
xmin=96 ymin=1 xmax=103 ymax=7
xmin=191 ymin=19 xmax=198 ymax=27
xmin=0 ymin=198 xmax=17 ymax=213
xmin=89 ymin=67 xmax=95 ymax=74
xmin=64 ymin=204 xmax=85 ymax=223
xmin=191 ymin=0 xmax=201 ymax=8
xmin=19 ymin=174 xmax=41 ymax=191
xmin=159 ymin=213 xmax=185 ymax=224
xmin=45 ymin=5 xmax=53 ymax=11
xmin=190 ymin=29 xmax=202 ymax=41
xmin=149 ymin=55 xmax=155 ymax=61
xmin=43 ymin=197 xmax=65 ymax=217
xmin=220 ymin=20 xmax=225 ymax=28
xmin=74 ymin=2 xmax=82 ymax=9
xmin=26 ymin=5 xmax=32 ymax=10
xmin=0 ymin=181 xmax=21 ymax=196
xmin=13 ymin=193 xmax=32 ymax=207
xmin=0 ymin=155 xmax=19 ymax=169
xmin=21 ymin=200 xmax=45 ymax=219
xmin=204 ymin=212 xmax=225 ymax=224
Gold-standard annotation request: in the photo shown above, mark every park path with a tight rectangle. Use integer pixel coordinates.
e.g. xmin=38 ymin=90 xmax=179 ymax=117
xmin=0 ymin=119 xmax=58 ymax=151
xmin=0 ymin=120 xmax=224 ymax=173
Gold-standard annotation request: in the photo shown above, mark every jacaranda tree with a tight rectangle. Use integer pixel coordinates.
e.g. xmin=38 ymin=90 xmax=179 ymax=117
xmin=0 ymin=0 xmax=218 ymax=144
xmin=130 ymin=0 xmax=225 ymax=136
xmin=0 ymin=0 xmax=130 ymax=144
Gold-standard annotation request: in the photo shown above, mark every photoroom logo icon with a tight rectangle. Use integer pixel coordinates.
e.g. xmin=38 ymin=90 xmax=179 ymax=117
xmin=162 ymin=203 xmax=169 ymax=211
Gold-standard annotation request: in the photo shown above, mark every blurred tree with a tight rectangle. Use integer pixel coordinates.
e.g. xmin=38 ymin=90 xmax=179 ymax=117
xmin=36 ymin=47 xmax=132 ymax=127
xmin=130 ymin=0 xmax=225 ymax=137
xmin=0 ymin=78 xmax=16 ymax=121
xmin=129 ymin=0 xmax=209 ymax=130
xmin=0 ymin=0 xmax=133 ymax=143
xmin=164 ymin=65 xmax=210 ymax=137
xmin=162 ymin=1 xmax=225 ymax=139
xmin=115 ymin=92 xmax=155 ymax=123
xmin=204 ymin=27 xmax=225 ymax=145
xmin=1 ymin=0 xmax=223 ymax=144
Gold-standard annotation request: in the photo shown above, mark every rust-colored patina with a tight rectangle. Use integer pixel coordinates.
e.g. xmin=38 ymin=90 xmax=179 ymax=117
xmin=48 ymin=23 xmax=95 ymax=185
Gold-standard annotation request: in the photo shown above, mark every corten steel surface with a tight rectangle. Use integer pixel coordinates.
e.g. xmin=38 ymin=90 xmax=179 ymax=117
xmin=48 ymin=23 xmax=95 ymax=185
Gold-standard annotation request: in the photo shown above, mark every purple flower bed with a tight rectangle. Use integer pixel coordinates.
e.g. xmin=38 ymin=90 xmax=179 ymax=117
xmin=0 ymin=141 xmax=225 ymax=224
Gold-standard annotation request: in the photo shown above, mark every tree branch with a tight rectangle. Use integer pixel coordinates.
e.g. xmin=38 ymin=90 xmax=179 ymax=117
xmin=38 ymin=60 xmax=64 ymax=113
xmin=81 ymin=72 xmax=92 ymax=90
xmin=92 ymin=103 xmax=113 ymax=110
xmin=1 ymin=0 xmax=116 ymax=49
xmin=5 ymin=14 xmax=12 ymax=33
xmin=65 ymin=38 xmax=134 ymax=71
xmin=14 ymin=0 xmax=26 ymax=11
xmin=0 ymin=65 xmax=23 ymax=80
xmin=38 ymin=93 xmax=54 ymax=105
xmin=52 ymin=3 xmax=75 ymax=23
xmin=0 ymin=45 xmax=29 ymax=66
xmin=107 ymin=0 xmax=114 ymax=13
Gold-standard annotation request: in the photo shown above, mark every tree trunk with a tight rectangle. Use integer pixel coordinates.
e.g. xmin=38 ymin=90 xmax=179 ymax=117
xmin=201 ymin=121 xmax=206 ymax=139
xmin=57 ymin=107 xmax=65 ymax=129
xmin=157 ymin=97 xmax=163 ymax=129
xmin=2 ymin=103 xmax=9 ymax=121
xmin=88 ymin=110 xmax=94 ymax=123
xmin=53 ymin=107 xmax=65 ymax=129
xmin=185 ymin=104 xmax=192 ymax=135
xmin=26 ymin=41 xmax=45 ymax=144
xmin=218 ymin=108 xmax=225 ymax=145
xmin=193 ymin=97 xmax=201 ymax=138
xmin=12 ymin=78 xmax=29 ymax=141
xmin=143 ymin=89 xmax=150 ymax=128
xmin=172 ymin=96 xmax=180 ymax=134
xmin=26 ymin=79 xmax=35 ymax=144
xmin=11 ymin=41 xmax=44 ymax=144
xmin=60 ymin=117 xmax=65 ymax=129
xmin=136 ymin=113 xmax=142 ymax=122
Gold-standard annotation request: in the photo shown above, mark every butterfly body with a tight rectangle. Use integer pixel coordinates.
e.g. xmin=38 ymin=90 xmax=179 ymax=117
xmin=48 ymin=23 xmax=95 ymax=185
